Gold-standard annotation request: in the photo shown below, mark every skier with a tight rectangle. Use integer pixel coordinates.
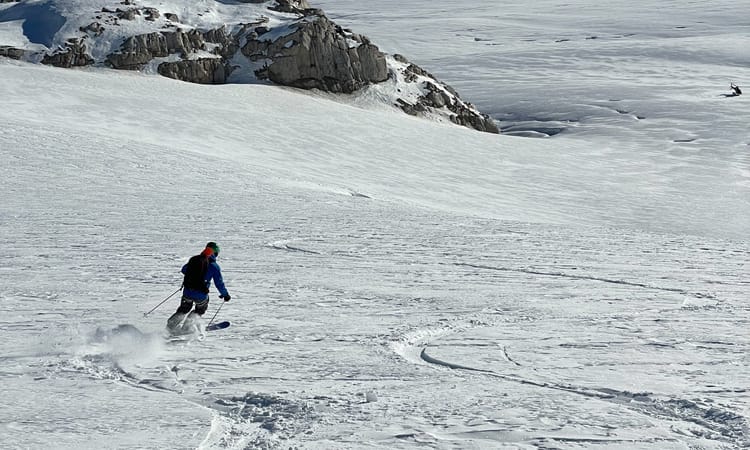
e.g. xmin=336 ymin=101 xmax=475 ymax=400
xmin=167 ymin=242 xmax=231 ymax=333
xmin=731 ymin=83 xmax=742 ymax=96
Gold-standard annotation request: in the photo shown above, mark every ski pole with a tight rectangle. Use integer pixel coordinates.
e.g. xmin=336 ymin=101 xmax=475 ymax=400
xmin=207 ymin=300 xmax=225 ymax=328
xmin=143 ymin=286 xmax=183 ymax=317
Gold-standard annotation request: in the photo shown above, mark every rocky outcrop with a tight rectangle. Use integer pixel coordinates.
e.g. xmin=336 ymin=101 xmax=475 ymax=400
xmin=106 ymin=29 xmax=216 ymax=69
xmin=157 ymin=58 xmax=232 ymax=84
xmin=199 ymin=27 xmax=238 ymax=59
xmin=0 ymin=0 xmax=498 ymax=133
xmin=97 ymin=5 xmax=159 ymax=21
xmin=392 ymin=54 xmax=499 ymax=134
xmin=99 ymin=10 xmax=495 ymax=132
xmin=106 ymin=32 xmax=167 ymax=69
xmin=163 ymin=30 xmax=205 ymax=57
xmin=244 ymin=15 xmax=388 ymax=93
xmin=105 ymin=27 xmax=234 ymax=83
xmin=107 ymin=28 xmax=238 ymax=70
xmin=270 ymin=0 xmax=311 ymax=13
xmin=79 ymin=22 xmax=104 ymax=37
xmin=233 ymin=0 xmax=310 ymax=9
xmin=41 ymin=38 xmax=94 ymax=67
xmin=0 ymin=46 xmax=25 ymax=59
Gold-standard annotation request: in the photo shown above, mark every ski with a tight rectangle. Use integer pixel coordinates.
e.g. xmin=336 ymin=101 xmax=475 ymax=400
xmin=206 ymin=320 xmax=230 ymax=331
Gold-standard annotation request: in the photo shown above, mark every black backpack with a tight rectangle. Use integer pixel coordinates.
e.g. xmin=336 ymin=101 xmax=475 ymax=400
xmin=183 ymin=254 xmax=209 ymax=293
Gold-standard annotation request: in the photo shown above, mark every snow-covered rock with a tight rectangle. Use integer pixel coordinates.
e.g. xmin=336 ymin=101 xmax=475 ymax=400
xmin=244 ymin=13 xmax=389 ymax=93
xmin=0 ymin=0 xmax=498 ymax=133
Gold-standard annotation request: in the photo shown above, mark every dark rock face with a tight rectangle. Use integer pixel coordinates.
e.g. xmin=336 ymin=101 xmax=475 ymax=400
xmin=115 ymin=8 xmax=138 ymax=20
xmin=200 ymin=27 xmax=237 ymax=59
xmin=106 ymin=32 xmax=167 ymax=69
xmin=41 ymin=38 xmax=94 ymax=67
xmin=393 ymin=54 xmax=499 ymax=134
xmin=107 ymin=28 xmax=238 ymax=69
xmin=0 ymin=46 xmax=25 ymax=59
xmin=422 ymin=81 xmax=499 ymax=134
xmin=270 ymin=0 xmax=311 ymax=13
xmin=158 ymin=58 xmax=232 ymax=84
xmin=244 ymin=15 xmax=388 ymax=93
xmin=79 ymin=22 xmax=104 ymax=36
xmin=451 ymin=103 xmax=499 ymax=134
xmin=163 ymin=29 xmax=205 ymax=57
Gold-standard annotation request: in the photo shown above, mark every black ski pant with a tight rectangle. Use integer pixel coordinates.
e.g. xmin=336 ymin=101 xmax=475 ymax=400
xmin=174 ymin=295 xmax=209 ymax=315
xmin=167 ymin=295 xmax=209 ymax=330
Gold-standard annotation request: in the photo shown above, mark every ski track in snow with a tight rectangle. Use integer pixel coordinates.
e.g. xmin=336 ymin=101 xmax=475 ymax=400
xmin=418 ymin=335 xmax=750 ymax=447
xmin=452 ymin=261 xmax=719 ymax=301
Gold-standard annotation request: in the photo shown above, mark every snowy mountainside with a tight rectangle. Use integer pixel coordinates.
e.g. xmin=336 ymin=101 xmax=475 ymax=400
xmin=0 ymin=0 xmax=498 ymax=132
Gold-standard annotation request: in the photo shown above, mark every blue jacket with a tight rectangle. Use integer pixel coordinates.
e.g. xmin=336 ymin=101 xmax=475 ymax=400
xmin=181 ymin=255 xmax=229 ymax=301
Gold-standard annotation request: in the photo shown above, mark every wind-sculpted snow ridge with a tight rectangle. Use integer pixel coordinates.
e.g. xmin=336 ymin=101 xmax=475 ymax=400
xmin=0 ymin=0 xmax=498 ymax=132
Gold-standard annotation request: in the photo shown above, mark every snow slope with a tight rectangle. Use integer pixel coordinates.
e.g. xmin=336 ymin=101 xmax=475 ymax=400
xmin=1 ymin=0 xmax=749 ymax=448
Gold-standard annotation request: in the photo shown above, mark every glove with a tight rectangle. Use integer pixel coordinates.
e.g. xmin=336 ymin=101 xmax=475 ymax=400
xmin=220 ymin=294 xmax=231 ymax=302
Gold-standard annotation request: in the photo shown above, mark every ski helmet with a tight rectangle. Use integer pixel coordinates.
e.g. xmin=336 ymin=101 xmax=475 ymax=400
xmin=206 ymin=242 xmax=220 ymax=256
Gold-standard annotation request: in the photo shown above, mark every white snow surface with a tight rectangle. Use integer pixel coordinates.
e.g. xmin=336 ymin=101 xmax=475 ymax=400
xmin=1 ymin=1 xmax=749 ymax=449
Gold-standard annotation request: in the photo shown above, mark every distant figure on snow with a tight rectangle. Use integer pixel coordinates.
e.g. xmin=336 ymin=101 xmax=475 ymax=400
xmin=167 ymin=242 xmax=231 ymax=334
xmin=730 ymin=83 xmax=742 ymax=96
